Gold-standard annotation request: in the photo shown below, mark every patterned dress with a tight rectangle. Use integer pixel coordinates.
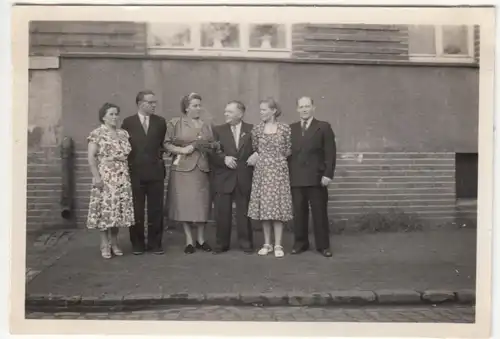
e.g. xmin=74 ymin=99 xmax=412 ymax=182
xmin=247 ymin=122 xmax=293 ymax=222
xmin=86 ymin=125 xmax=135 ymax=230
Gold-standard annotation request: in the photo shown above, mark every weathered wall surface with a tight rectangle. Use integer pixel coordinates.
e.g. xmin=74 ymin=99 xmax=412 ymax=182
xmin=23 ymin=57 xmax=478 ymax=230
xmin=61 ymin=58 xmax=479 ymax=153
xmin=27 ymin=63 xmax=64 ymax=232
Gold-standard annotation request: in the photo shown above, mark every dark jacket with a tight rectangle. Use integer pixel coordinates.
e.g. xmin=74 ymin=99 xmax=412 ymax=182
xmin=288 ymin=118 xmax=337 ymax=187
xmin=121 ymin=113 xmax=167 ymax=181
xmin=209 ymin=122 xmax=254 ymax=194
xmin=164 ymin=116 xmax=214 ymax=173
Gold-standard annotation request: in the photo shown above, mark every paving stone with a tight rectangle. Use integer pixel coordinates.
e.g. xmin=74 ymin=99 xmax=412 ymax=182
xmin=184 ymin=293 xmax=206 ymax=304
xmin=162 ymin=293 xmax=190 ymax=304
xmin=455 ymin=289 xmax=476 ymax=304
xmin=329 ymin=290 xmax=376 ymax=304
xmin=122 ymin=294 xmax=159 ymax=305
xmin=80 ymin=296 xmax=100 ymax=305
xmin=19 ymin=304 xmax=468 ymax=323
xmin=375 ymin=289 xmax=422 ymax=304
xmin=205 ymin=293 xmax=241 ymax=305
xmin=96 ymin=294 xmax=124 ymax=306
xmin=288 ymin=293 xmax=316 ymax=306
xmin=421 ymin=290 xmax=456 ymax=304
xmin=25 ymin=294 xmax=50 ymax=306
xmin=239 ymin=293 xmax=265 ymax=305
xmin=65 ymin=295 xmax=82 ymax=305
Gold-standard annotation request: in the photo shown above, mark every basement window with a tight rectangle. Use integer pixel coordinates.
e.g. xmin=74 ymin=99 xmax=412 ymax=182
xmin=455 ymin=153 xmax=478 ymax=200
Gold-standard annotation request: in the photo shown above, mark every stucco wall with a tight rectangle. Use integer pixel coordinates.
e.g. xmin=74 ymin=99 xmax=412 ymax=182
xmin=26 ymin=56 xmax=479 ymax=231
xmin=60 ymin=58 xmax=479 ymax=153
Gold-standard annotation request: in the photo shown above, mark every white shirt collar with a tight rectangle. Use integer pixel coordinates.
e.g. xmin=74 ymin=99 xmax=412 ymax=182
xmin=231 ymin=121 xmax=242 ymax=132
xmin=301 ymin=116 xmax=314 ymax=129
xmin=138 ymin=112 xmax=149 ymax=122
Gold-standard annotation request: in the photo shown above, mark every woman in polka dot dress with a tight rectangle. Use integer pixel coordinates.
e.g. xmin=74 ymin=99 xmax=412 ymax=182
xmin=247 ymin=98 xmax=293 ymax=258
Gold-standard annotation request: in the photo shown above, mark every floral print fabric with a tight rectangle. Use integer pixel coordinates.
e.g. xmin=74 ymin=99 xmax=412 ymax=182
xmin=86 ymin=125 xmax=135 ymax=230
xmin=247 ymin=122 xmax=293 ymax=222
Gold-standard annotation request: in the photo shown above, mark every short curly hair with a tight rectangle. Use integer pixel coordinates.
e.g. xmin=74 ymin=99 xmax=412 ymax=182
xmin=180 ymin=92 xmax=202 ymax=114
xmin=98 ymin=103 xmax=120 ymax=123
xmin=260 ymin=97 xmax=282 ymax=118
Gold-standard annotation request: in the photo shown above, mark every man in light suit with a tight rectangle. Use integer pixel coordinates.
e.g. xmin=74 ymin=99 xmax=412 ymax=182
xmin=209 ymin=101 xmax=257 ymax=254
xmin=121 ymin=90 xmax=167 ymax=255
xmin=288 ymin=96 xmax=336 ymax=257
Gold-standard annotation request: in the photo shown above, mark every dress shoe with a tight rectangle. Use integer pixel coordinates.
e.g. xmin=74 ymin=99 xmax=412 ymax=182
xmin=318 ymin=249 xmax=332 ymax=257
xmin=196 ymin=241 xmax=212 ymax=252
xmin=184 ymin=244 xmax=196 ymax=254
xmin=212 ymin=247 xmax=228 ymax=254
xmin=291 ymin=247 xmax=308 ymax=255
xmin=152 ymin=248 xmax=165 ymax=255
xmin=132 ymin=246 xmax=145 ymax=255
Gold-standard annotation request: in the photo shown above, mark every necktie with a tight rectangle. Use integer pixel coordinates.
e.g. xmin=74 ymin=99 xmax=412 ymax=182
xmin=231 ymin=125 xmax=239 ymax=148
xmin=142 ymin=116 xmax=149 ymax=134
xmin=301 ymin=120 xmax=307 ymax=136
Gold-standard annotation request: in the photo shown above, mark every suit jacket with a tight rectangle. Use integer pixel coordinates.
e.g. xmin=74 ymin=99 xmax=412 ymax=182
xmin=209 ymin=122 xmax=254 ymax=194
xmin=164 ymin=116 xmax=213 ymax=173
xmin=121 ymin=113 xmax=167 ymax=181
xmin=288 ymin=118 xmax=337 ymax=187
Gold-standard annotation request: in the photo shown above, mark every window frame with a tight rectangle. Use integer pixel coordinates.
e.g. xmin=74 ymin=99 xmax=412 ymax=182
xmin=147 ymin=22 xmax=293 ymax=59
xmin=409 ymin=25 xmax=475 ymax=64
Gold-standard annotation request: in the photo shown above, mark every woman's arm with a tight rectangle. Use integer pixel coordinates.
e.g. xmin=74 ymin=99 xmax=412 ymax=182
xmin=246 ymin=125 xmax=260 ymax=166
xmin=87 ymin=137 xmax=102 ymax=188
xmin=282 ymin=124 xmax=292 ymax=158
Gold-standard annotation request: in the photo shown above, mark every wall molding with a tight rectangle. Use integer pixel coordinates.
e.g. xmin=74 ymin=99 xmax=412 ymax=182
xmin=29 ymin=56 xmax=60 ymax=70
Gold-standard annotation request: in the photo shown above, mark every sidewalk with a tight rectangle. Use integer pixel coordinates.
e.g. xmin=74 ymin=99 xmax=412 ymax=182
xmin=25 ymin=228 xmax=477 ymax=310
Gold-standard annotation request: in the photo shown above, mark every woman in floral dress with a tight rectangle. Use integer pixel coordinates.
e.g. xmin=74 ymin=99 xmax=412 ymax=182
xmin=87 ymin=103 xmax=135 ymax=259
xmin=247 ymin=98 xmax=293 ymax=258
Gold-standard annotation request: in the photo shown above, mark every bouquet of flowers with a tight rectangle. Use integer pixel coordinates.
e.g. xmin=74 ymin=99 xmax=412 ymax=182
xmin=169 ymin=136 xmax=221 ymax=154
xmin=192 ymin=138 xmax=221 ymax=153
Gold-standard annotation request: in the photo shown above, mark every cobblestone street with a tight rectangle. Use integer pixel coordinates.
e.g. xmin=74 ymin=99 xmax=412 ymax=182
xmin=26 ymin=305 xmax=475 ymax=323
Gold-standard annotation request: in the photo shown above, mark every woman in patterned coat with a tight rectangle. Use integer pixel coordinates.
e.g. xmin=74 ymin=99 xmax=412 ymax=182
xmin=87 ymin=103 xmax=135 ymax=259
xmin=247 ymin=98 xmax=293 ymax=258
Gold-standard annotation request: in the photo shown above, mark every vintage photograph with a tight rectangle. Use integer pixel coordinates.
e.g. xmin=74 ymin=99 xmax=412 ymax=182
xmin=10 ymin=4 xmax=495 ymax=337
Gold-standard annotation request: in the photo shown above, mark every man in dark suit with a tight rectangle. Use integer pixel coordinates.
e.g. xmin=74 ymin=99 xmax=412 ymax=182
xmin=289 ymin=96 xmax=336 ymax=257
xmin=121 ymin=90 xmax=167 ymax=255
xmin=209 ymin=101 xmax=257 ymax=254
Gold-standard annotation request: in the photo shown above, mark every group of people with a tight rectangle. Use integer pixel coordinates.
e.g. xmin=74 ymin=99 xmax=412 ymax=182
xmin=86 ymin=91 xmax=337 ymax=260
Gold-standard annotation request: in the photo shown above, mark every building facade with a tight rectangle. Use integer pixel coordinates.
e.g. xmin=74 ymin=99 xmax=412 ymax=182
xmin=27 ymin=21 xmax=479 ymax=232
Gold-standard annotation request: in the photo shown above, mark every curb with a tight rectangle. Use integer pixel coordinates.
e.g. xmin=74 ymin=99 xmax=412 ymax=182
xmin=25 ymin=289 xmax=475 ymax=312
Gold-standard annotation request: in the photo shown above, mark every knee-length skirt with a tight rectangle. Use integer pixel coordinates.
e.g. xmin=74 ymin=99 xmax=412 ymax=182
xmin=166 ymin=167 xmax=211 ymax=222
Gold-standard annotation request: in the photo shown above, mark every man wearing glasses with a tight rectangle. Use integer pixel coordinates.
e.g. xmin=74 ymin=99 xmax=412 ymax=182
xmin=122 ymin=90 xmax=167 ymax=255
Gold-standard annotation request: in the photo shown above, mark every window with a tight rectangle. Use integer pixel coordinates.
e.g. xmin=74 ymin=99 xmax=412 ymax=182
xmin=147 ymin=23 xmax=193 ymax=49
xmin=408 ymin=25 xmax=475 ymax=63
xmin=147 ymin=22 xmax=292 ymax=58
xmin=455 ymin=153 xmax=478 ymax=200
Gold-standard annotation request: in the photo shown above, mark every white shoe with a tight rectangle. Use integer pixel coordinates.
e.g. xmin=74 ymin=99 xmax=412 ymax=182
xmin=274 ymin=245 xmax=284 ymax=258
xmin=258 ymin=244 xmax=273 ymax=256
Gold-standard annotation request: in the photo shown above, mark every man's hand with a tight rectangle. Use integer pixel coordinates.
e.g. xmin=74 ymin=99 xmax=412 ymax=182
xmin=224 ymin=156 xmax=238 ymax=169
xmin=246 ymin=152 xmax=259 ymax=166
xmin=321 ymin=176 xmax=332 ymax=187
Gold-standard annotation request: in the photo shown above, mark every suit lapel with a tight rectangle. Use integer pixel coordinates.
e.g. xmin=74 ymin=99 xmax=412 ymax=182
xmin=224 ymin=124 xmax=238 ymax=153
xmin=292 ymin=122 xmax=304 ymax=150
xmin=302 ymin=118 xmax=320 ymax=144
xmin=134 ymin=114 xmax=148 ymax=138
xmin=237 ymin=122 xmax=251 ymax=152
